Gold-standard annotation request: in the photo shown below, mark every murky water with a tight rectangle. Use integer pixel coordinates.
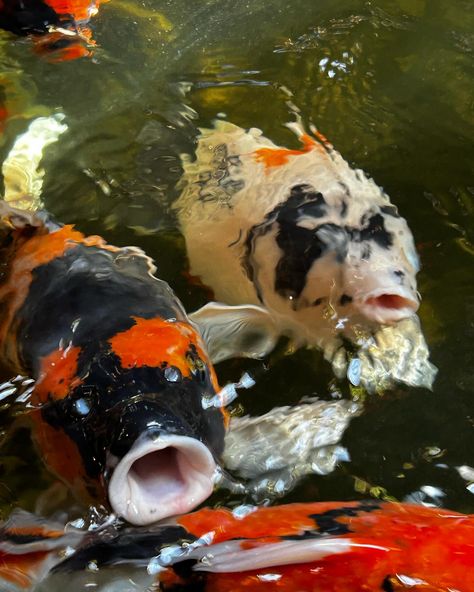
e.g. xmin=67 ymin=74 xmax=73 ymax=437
xmin=0 ymin=0 xmax=473 ymax=559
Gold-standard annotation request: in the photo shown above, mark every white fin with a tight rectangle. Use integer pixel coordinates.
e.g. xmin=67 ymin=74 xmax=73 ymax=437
xmin=190 ymin=302 xmax=281 ymax=364
xmin=2 ymin=113 xmax=68 ymax=211
xmin=222 ymin=398 xmax=359 ymax=498
xmin=185 ymin=537 xmax=387 ymax=573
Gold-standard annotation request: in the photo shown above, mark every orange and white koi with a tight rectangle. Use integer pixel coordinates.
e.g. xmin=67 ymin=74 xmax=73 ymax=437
xmin=0 ymin=500 xmax=473 ymax=591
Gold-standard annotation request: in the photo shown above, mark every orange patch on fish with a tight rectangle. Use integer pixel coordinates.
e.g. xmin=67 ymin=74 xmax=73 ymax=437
xmin=110 ymin=316 xmax=207 ymax=375
xmin=44 ymin=0 xmax=103 ymax=22
xmin=33 ymin=346 xmax=83 ymax=403
xmin=178 ymin=502 xmax=332 ymax=542
xmin=7 ymin=525 xmax=65 ymax=539
xmin=30 ymin=413 xmax=103 ymax=503
xmin=109 ymin=316 xmax=224 ymax=418
xmin=33 ymin=32 xmax=93 ymax=62
xmin=253 ymin=134 xmax=318 ymax=169
xmin=14 ymin=225 xmax=118 ymax=266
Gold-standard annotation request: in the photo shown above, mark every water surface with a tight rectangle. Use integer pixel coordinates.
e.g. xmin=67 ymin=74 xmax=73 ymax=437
xmin=0 ymin=0 xmax=473 ymax=539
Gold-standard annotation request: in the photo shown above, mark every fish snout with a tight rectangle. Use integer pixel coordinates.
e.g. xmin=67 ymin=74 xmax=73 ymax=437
xmin=105 ymin=400 xmax=216 ymax=525
xmin=355 ymin=287 xmax=419 ymax=324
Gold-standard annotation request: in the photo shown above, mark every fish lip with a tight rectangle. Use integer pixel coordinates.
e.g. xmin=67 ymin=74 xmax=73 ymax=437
xmin=355 ymin=288 xmax=419 ymax=324
xmin=107 ymin=432 xmax=216 ymax=526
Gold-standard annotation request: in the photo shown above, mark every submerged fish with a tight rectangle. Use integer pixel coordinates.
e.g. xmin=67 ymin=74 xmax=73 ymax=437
xmin=0 ymin=200 xmax=229 ymax=525
xmin=0 ymin=0 xmax=105 ymax=60
xmin=1 ymin=500 xmax=474 ymax=591
xmin=0 ymin=115 xmax=360 ymax=521
xmin=176 ymin=121 xmax=437 ymax=392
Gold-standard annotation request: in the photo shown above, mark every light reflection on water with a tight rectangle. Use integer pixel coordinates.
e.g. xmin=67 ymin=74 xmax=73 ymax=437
xmin=0 ymin=0 xmax=473 ymax=543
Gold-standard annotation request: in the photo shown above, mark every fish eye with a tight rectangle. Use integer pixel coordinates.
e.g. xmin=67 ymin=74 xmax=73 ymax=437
xmin=164 ymin=366 xmax=182 ymax=383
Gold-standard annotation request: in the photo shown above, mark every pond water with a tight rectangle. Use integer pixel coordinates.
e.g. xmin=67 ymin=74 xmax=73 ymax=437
xmin=0 ymin=0 xmax=473 ymax=570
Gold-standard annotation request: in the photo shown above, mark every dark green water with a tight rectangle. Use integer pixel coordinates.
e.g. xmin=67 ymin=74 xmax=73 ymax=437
xmin=0 ymin=0 xmax=473 ymax=527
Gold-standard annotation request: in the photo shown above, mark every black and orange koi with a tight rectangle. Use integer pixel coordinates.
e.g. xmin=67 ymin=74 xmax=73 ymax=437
xmin=0 ymin=202 xmax=227 ymax=525
xmin=0 ymin=0 xmax=106 ymax=60
xmin=1 ymin=500 xmax=474 ymax=591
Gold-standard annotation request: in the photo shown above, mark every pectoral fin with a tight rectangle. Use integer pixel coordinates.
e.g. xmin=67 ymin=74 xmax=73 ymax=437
xmin=189 ymin=302 xmax=280 ymax=364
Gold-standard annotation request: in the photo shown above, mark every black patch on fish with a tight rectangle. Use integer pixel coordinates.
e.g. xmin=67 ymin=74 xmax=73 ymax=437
xmin=53 ymin=525 xmax=195 ymax=572
xmin=339 ymin=294 xmax=352 ymax=306
xmin=338 ymin=181 xmax=351 ymax=198
xmin=273 ymin=221 xmax=348 ymax=300
xmin=394 ymin=270 xmax=405 ymax=279
xmin=361 ymin=243 xmax=371 ymax=260
xmin=196 ymin=144 xmax=243 ymax=207
xmin=288 ymin=184 xmax=327 ymax=219
xmin=281 ymin=530 xmax=322 ymax=541
xmin=17 ymin=244 xmax=184 ymax=371
xmin=340 ymin=199 xmax=348 ymax=218
xmin=42 ymin=36 xmax=77 ymax=51
xmin=228 ymin=229 xmax=243 ymax=247
xmin=380 ymin=205 xmax=400 ymax=218
xmin=274 ymin=225 xmax=323 ymax=301
xmin=310 ymin=501 xmax=382 ymax=535
xmin=381 ymin=576 xmax=395 ymax=591
xmin=243 ymin=184 xmax=327 ymax=302
xmin=359 ymin=214 xmax=393 ymax=249
xmin=0 ymin=0 xmax=60 ymax=36
xmin=2 ymin=532 xmax=56 ymax=544
xmin=170 ymin=559 xmax=208 ymax=592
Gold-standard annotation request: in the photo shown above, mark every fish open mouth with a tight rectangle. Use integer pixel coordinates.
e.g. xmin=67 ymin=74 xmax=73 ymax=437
xmin=108 ymin=434 xmax=216 ymax=525
xmin=358 ymin=290 xmax=419 ymax=324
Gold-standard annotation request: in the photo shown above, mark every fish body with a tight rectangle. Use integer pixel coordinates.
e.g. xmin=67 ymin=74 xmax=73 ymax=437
xmin=176 ymin=121 xmax=437 ymax=392
xmin=1 ymin=500 xmax=474 ymax=591
xmin=0 ymin=203 xmax=227 ymax=525
xmin=0 ymin=0 xmax=105 ymax=60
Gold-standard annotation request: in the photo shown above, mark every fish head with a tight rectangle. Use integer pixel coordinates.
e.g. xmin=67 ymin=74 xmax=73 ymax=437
xmin=34 ymin=317 xmax=225 ymax=525
xmin=249 ymin=182 xmax=419 ymax=330
xmin=343 ymin=206 xmax=420 ymax=325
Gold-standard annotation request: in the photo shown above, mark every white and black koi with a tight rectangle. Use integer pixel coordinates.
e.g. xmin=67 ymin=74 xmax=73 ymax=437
xmin=175 ymin=120 xmax=437 ymax=392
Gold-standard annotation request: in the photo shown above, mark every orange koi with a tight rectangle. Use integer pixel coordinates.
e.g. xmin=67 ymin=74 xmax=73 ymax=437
xmin=0 ymin=500 xmax=473 ymax=591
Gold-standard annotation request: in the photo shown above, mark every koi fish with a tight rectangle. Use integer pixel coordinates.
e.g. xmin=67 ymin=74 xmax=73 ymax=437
xmin=0 ymin=114 xmax=361 ymax=522
xmin=0 ymin=129 xmax=228 ymax=526
xmin=1 ymin=500 xmax=474 ymax=591
xmin=176 ymin=120 xmax=437 ymax=393
xmin=0 ymin=0 xmax=105 ymax=60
